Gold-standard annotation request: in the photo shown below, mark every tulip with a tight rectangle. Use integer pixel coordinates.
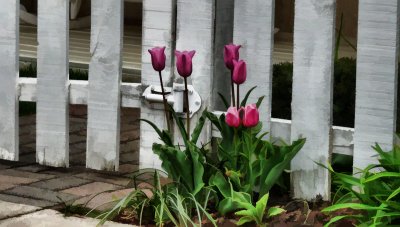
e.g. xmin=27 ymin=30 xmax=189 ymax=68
xmin=175 ymin=50 xmax=196 ymax=78
xmin=225 ymin=107 xmax=241 ymax=128
xmin=232 ymin=59 xmax=247 ymax=85
xmin=148 ymin=46 xmax=166 ymax=72
xmin=224 ymin=44 xmax=241 ymax=70
xmin=175 ymin=50 xmax=196 ymax=138
xmin=242 ymin=104 xmax=259 ymax=128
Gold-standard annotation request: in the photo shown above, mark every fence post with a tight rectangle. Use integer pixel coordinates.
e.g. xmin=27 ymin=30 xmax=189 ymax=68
xmin=36 ymin=0 xmax=69 ymax=167
xmin=354 ymin=0 xmax=399 ymax=170
xmin=290 ymin=0 xmax=336 ymax=201
xmin=86 ymin=0 xmax=123 ymax=171
xmin=175 ymin=0 xmax=215 ymax=144
xmin=0 ymin=1 xmax=19 ymax=161
xmin=140 ymin=0 xmax=176 ymax=169
xmin=233 ymin=0 xmax=275 ymax=133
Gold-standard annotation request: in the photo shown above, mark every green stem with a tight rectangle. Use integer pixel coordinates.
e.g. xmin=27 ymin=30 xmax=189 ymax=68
xmin=231 ymin=71 xmax=235 ymax=107
xmin=158 ymin=71 xmax=171 ymax=132
xmin=184 ymin=77 xmax=190 ymax=139
xmin=236 ymin=84 xmax=240 ymax=108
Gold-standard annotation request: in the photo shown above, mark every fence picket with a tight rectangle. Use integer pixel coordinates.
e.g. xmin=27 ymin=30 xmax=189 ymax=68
xmin=233 ymin=0 xmax=275 ymax=133
xmin=0 ymin=1 xmax=19 ymax=161
xmin=354 ymin=0 xmax=400 ymax=170
xmin=36 ymin=0 xmax=69 ymax=167
xmin=290 ymin=0 xmax=336 ymax=201
xmin=140 ymin=0 xmax=175 ymax=169
xmin=86 ymin=0 xmax=123 ymax=171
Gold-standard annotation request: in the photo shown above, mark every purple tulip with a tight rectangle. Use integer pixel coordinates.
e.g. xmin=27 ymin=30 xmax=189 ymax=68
xmin=175 ymin=50 xmax=196 ymax=78
xmin=148 ymin=46 xmax=166 ymax=72
xmin=232 ymin=59 xmax=247 ymax=85
xmin=242 ymin=104 xmax=259 ymax=128
xmin=225 ymin=106 xmax=241 ymax=128
xmin=224 ymin=44 xmax=241 ymax=70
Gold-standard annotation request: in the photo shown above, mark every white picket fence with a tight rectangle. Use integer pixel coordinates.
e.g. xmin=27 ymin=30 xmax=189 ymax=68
xmin=0 ymin=0 xmax=398 ymax=201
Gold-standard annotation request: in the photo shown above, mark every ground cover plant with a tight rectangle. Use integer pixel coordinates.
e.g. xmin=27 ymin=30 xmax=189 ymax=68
xmin=96 ymin=44 xmax=306 ymax=226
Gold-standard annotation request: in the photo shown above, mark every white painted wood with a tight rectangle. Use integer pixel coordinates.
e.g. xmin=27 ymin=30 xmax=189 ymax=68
xmin=86 ymin=0 xmax=124 ymax=171
xmin=140 ymin=0 xmax=175 ymax=169
xmin=36 ymin=0 xmax=69 ymax=167
xmin=290 ymin=0 xmax=336 ymax=201
xmin=353 ymin=0 xmax=400 ymax=170
xmin=233 ymin=0 xmax=275 ymax=133
xmin=175 ymin=0 xmax=215 ymax=146
xmin=0 ymin=1 xmax=19 ymax=161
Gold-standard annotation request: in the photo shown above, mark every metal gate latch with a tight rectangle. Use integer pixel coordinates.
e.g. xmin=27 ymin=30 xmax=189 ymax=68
xmin=142 ymin=83 xmax=202 ymax=118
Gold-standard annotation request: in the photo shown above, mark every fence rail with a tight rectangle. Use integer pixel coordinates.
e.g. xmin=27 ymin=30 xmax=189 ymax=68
xmin=0 ymin=0 xmax=398 ymax=201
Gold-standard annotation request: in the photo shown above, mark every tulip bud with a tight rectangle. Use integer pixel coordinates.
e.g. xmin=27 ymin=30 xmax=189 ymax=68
xmin=175 ymin=50 xmax=196 ymax=78
xmin=224 ymin=44 xmax=241 ymax=70
xmin=225 ymin=106 xmax=241 ymax=128
xmin=232 ymin=59 xmax=247 ymax=85
xmin=148 ymin=46 xmax=166 ymax=72
xmin=242 ymin=104 xmax=259 ymax=128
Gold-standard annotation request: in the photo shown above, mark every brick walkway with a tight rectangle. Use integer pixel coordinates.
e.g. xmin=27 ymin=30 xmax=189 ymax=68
xmin=0 ymin=105 xmax=141 ymax=220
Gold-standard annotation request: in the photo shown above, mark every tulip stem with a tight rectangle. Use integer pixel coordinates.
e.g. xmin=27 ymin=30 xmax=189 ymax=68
xmin=158 ymin=71 xmax=171 ymax=132
xmin=236 ymin=84 xmax=240 ymax=109
xmin=231 ymin=71 xmax=235 ymax=107
xmin=184 ymin=77 xmax=190 ymax=139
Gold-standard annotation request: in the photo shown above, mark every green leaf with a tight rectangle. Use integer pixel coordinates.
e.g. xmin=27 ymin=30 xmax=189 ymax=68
xmin=218 ymin=92 xmax=230 ymax=109
xmin=240 ymin=86 xmax=257 ymax=107
xmin=364 ymin=172 xmax=400 ymax=183
xmin=191 ymin=110 xmax=207 ymax=144
xmin=255 ymin=193 xmax=269 ymax=221
xmin=267 ymin=207 xmax=285 ymax=218
xmin=139 ymin=119 xmax=173 ymax=146
xmin=322 ymin=203 xmax=387 ymax=213
xmin=169 ymin=107 xmax=188 ymax=147
xmin=236 ymin=215 xmax=255 ymax=226
xmin=256 ymin=96 xmax=265 ymax=108
xmin=323 ymin=215 xmax=363 ymax=227
xmin=387 ymin=187 xmax=400 ymax=201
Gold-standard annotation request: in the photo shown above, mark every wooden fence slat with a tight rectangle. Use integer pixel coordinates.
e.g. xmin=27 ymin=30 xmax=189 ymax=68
xmin=86 ymin=0 xmax=123 ymax=171
xmin=0 ymin=1 xmax=19 ymax=161
xmin=233 ymin=0 xmax=275 ymax=133
xmin=140 ymin=0 xmax=175 ymax=169
xmin=354 ymin=0 xmax=399 ymax=170
xmin=175 ymin=0 xmax=215 ymax=145
xmin=290 ymin=0 xmax=336 ymax=201
xmin=36 ymin=0 xmax=69 ymax=167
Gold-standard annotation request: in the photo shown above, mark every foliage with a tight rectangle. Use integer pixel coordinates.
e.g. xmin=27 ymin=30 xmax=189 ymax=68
xmin=322 ymin=144 xmax=400 ymax=226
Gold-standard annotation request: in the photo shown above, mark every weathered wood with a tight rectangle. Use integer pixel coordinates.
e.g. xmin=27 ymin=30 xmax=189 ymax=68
xmin=86 ymin=0 xmax=124 ymax=171
xmin=354 ymin=0 xmax=400 ymax=170
xmin=0 ymin=1 xmax=19 ymax=161
xmin=36 ymin=0 xmax=69 ymax=167
xmin=140 ymin=0 xmax=175 ymax=169
xmin=233 ymin=0 xmax=275 ymax=133
xmin=175 ymin=0 xmax=215 ymax=145
xmin=290 ymin=0 xmax=336 ymax=201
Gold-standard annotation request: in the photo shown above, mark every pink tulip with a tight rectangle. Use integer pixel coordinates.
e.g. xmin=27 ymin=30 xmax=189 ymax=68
xmin=232 ymin=59 xmax=247 ymax=85
xmin=242 ymin=104 xmax=259 ymax=128
xmin=148 ymin=46 xmax=166 ymax=72
xmin=175 ymin=50 xmax=196 ymax=78
xmin=225 ymin=106 xmax=241 ymax=128
xmin=224 ymin=44 xmax=241 ymax=70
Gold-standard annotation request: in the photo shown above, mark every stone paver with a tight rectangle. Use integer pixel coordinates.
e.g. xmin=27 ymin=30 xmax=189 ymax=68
xmin=0 ymin=209 xmax=133 ymax=227
xmin=74 ymin=172 xmax=131 ymax=186
xmin=0 ymin=194 xmax=56 ymax=208
xmin=0 ymin=184 xmax=16 ymax=191
xmin=30 ymin=176 xmax=93 ymax=191
xmin=74 ymin=188 xmax=133 ymax=211
xmin=61 ymin=182 xmax=122 ymax=197
xmin=0 ymin=174 xmax=38 ymax=186
xmin=3 ymin=186 xmax=79 ymax=203
xmin=15 ymin=165 xmax=49 ymax=173
xmin=0 ymin=201 xmax=40 ymax=220
xmin=0 ymin=169 xmax=55 ymax=181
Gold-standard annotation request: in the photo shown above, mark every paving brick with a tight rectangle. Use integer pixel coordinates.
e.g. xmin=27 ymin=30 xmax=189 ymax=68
xmin=120 ymin=152 xmax=139 ymax=164
xmin=3 ymin=186 xmax=79 ymax=203
xmin=19 ymin=115 xmax=35 ymax=126
xmin=0 ymin=194 xmax=56 ymax=208
xmin=0 ymin=200 xmax=41 ymax=220
xmin=61 ymin=182 xmax=122 ymax=197
xmin=74 ymin=172 xmax=131 ymax=186
xmin=120 ymin=130 xmax=140 ymax=142
xmin=0 ymin=183 xmax=16 ymax=191
xmin=30 ymin=176 xmax=92 ymax=191
xmin=117 ymin=164 xmax=139 ymax=174
xmin=0 ymin=169 xmax=55 ymax=181
xmin=0 ymin=174 xmax=38 ymax=185
xmin=15 ymin=165 xmax=49 ymax=173
xmin=69 ymin=134 xmax=86 ymax=144
xmin=120 ymin=140 xmax=139 ymax=153
xmin=74 ymin=188 xmax=133 ymax=211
